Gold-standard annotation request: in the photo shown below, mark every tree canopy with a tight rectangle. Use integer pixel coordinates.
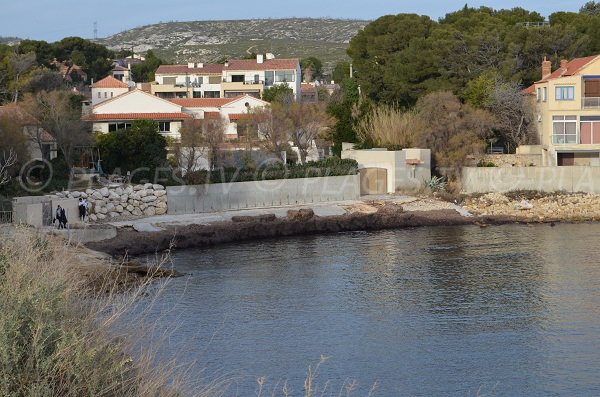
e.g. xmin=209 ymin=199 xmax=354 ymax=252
xmin=347 ymin=6 xmax=600 ymax=107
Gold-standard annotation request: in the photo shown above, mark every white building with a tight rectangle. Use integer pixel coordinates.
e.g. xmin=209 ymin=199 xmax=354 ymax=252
xmin=153 ymin=63 xmax=224 ymax=99
xmin=91 ymin=76 xmax=130 ymax=106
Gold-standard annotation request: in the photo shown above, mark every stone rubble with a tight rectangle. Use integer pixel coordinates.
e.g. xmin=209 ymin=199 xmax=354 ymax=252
xmin=464 ymin=192 xmax=600 ymax=221
xmin=53 ymin=184 xmax=168 ymax=222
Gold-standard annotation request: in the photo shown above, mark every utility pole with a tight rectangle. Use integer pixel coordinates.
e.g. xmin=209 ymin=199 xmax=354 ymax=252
xmin=93 ymin=21 xmax=98 ymax=40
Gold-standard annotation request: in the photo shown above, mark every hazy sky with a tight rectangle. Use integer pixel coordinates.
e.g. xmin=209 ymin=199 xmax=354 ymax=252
xmin=1 ymin=0 xmax=582 ymax=42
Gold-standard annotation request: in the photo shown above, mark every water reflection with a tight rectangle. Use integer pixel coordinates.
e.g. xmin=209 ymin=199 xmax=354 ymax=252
xmin=139 ymin=224 xmax=600 ymax=396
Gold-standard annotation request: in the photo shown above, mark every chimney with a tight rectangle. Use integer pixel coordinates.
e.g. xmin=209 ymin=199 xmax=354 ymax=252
xmin=187 ymin=62 xmax=195 ymax=69
xmin=257 ymin=54 xmax=264 ymax=64
xmin=224 ymin=60 xmax=229 ymax=67
xmin=266 ymin=53 xmax=275 ymax=60
xmin=542 ymin=56 xmax=552 ymax=79
xmin=560 ymin=59 xmax=568 ymax=72
xmin=197 ymin=62 xmax=203 ymax=68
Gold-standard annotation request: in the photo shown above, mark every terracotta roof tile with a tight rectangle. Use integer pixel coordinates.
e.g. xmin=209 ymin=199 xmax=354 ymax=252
xmin=112 ymin=65 xmax=128 ymax=71
xmin=225 ymin=58 xmax=299 ymax=71
xmin=168 ymin=98 xmax=236 ymax=107
xmin=155 ymin=64 xmax=224 ymax=75
xmin=522 ymin=84 xmax=536 ymax=95
xmin=228 ymin=113 xmax=252 ymax=121
xmin=203 ymin=112 xmax=221 ymax=118
xmin=83 ymin=112 xmax=192 ymax=121
xmin=92 ymin=76 xmax=129 ymax=88
xmin=537 ymin=55 xmax=600 ymax=83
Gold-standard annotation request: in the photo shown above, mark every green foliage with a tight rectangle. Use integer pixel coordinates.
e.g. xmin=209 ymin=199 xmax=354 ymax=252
xmin=423 ymin=175 xmax=447 ymax=192
xmin=476 ymin=159 xmax=497 ymax=167
xmin=261 ymin=83 xmax=294 ymax=103
xmin=347 ymin=6 xmax=600 ymax=105
xmin=326 ymin=78 xmax=368 ymax=155
xmin=331 ymin=62 xmax=351 ymax=83
xmin=300 ymin=56 xmax=323 ymax=81
xmin=131 ymin=50 xmax=165 ymax=83
xmin=182 ymin=157 xmax=358 ymax=185
xmin=580 ymin=1 xmax=600 ymax=16
xmin=96 ymin=120 xmax=168 ymax=183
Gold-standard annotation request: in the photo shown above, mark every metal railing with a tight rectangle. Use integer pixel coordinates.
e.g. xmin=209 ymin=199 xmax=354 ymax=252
xmin=582 ymin=97 xmax=600 ymax=108
xmin=0 ymin=211 xmax=12 ymax=224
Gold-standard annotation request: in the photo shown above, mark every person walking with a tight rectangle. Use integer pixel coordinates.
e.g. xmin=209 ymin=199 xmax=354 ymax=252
xmin=60 ymin=206 xmax=68 ymax=229
xmin=55 ymin=205 xmax=62 ymax=229
xmin=78 ymin=198 xmax=86 ymax=222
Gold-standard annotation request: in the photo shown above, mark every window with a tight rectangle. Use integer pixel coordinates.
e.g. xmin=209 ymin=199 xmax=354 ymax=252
xmin=158 ymin=122 xmax=170 ymax=133
xmin=110 ymin=92 xmax=113 ymax=97
xmin=104 ymin=92 xmax=107 ymax=98
xmin=231 ymin=75 xmax=244 ymax=82
xmin=274 ymin=71 xmax=294 ymax=83
xmin=552 ymin=116 xmax=577 ymax=144
xmin=265 ymin=71 xmax=274 ymax=86
xmin=555 ymin=86 xmax=575 ymax=100
xmin=97 ymin=92 xmax=101 ymax=98
xmin=543 ymin=87 xmax=547 ymax=102
xmin=204 ymin=91 xmax=220 ymax=98
xmin=108 ymin=122 xmax=131 ymax=132
xmin=537 ymin=88 xmax=541 ymax=102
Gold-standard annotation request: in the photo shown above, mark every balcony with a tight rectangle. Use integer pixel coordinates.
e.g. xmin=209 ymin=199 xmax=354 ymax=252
xmin=582 ymin=97 xmax=600 ymax=109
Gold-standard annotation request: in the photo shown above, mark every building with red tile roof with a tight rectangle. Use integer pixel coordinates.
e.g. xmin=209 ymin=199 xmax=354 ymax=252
xmin=527 ymin=55 xmax=600 ymax=165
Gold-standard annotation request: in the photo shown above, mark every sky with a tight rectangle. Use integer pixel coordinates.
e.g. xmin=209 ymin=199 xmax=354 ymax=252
xmin=0 ymin=0 xmax=583 ymax=42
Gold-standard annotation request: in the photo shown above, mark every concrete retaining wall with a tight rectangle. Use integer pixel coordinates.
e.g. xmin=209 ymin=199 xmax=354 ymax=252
xmin=462 ymin=166 xmax=600 ymax=193
xmin=167 ymin=175 xmax=360 ymax=214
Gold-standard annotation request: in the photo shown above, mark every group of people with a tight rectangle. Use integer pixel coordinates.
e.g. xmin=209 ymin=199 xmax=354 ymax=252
xmin=54 ymin=198 xmax=90 ymax=229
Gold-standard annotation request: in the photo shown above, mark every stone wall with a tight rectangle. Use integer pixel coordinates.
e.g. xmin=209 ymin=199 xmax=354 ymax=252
xmin=471 ymin=154 xmax=542 ymax=167
xmin=54 ymin=184 xmax=167 ymax=221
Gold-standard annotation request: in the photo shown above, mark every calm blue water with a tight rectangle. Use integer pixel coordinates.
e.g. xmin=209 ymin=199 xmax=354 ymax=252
xmin=138 ymin=224 xmax=600 ymax=396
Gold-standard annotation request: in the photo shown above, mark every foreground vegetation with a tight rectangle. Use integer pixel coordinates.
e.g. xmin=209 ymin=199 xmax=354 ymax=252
xmin=0 ymin=228 xmax=185 ymax=397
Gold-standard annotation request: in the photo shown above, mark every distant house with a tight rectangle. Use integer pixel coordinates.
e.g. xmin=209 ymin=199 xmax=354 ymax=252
xmin=151 ymin=54 xmax=301 ymax=101
xmin=91 ymin=76 xmax=130 ymax=106
xmin=153 ymin=63 xmax=224 ymax=99
xmin=222 ymin=54 xmax=301 ymax=100
xmin=82 ymin=89 xmax=192 ymax=139
xmin=50 ymin=59 xmax=88 ymax=84
xmin=526 ymin=55 xmax=600 ymax=165
xmin=301 ymin=83 xmax=317 ymax=102
xmin=168 ymin=95 xmax=269 ymax=139
xmin=0 ymin=105 xmax=57 ymax=161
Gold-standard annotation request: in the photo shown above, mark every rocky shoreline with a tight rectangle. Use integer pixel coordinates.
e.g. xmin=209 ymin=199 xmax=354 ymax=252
xmin=464 ymin=192 xmax=600 ymax=221
xmin=86 ymin=204 xmax=518 ymax=256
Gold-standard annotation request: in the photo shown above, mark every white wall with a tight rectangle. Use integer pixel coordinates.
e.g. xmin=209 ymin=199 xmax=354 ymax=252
xmin=92 ymin=87 xmax=129 ymax=106
xmin=94 ymin=90 xmax=183 ymax=114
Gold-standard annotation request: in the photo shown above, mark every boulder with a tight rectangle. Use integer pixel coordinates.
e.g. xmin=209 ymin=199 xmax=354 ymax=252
xmin=94 ymin=205 xmax=102 ymax=214
xmin=71 ymin=191 xmax=81 ymax=198
xmin=115 ymin=187 xmax=124 ymax=195
xmin=156 ymin=202 xmax=167 ymax=209
xmin=120 ymin=194 xmax=129 ymax=203
xmin=109 ymin=212 xmax=120 ymax=218
xmin=126 ymin=204 xmax=134 ymax=212
xmin=153 ymin=184 xmax=164 ymax=190
xmin=154 ymin=190 xmax=166 ymax=197
xmin=122 ymin=210 xmax=131 ymax=216
xmin=143 ymin=207 xmax=156 ymax=216
xmin=100 ymin=207 xmax=108 ymax=215
xmin=140 ymin=203 xmax=148 ymax=211
xmin=146 ymin=188 xmax=154 ymax=195
xmin=143 ymin=183 xmax=153 ymax=189
xmin=85 ymin=189 xmax=94 ymax=195
xmin=100 ymin=187 xmax=110 ymax=197
xmin=142 ymin=195 xmax=157 ymax=203
xmin=92 ymin=191 xmax=103 ymax=200
xmin=138 ymin=189 xmax=148 ymax=198
xmin=133 ymin=184 xmax=144 ymax=191
xmin=80 ymin=192 xmax=88 ymax=199
xmin=116 ymin=205 xmax=124 ymax=213
xmin=155 ymin=207 xmax=167 ymax=215
xmin=124 ymin=186 xmax=133 ymax=194
xmin=132 ymin=209 xmax=143 ymax=216
xmin=109 ymin=191 xmax=120 ymax=200
xmin=106 ymin=203 xmax=115 ymax=212
xmin=89 ymin=213 xmax=97 ymax=222
xmin=96 ymin=213 xmax=106 ymax=220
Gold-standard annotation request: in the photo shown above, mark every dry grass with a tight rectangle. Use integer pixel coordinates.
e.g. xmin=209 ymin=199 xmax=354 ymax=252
xmin=0 ymin=227 xmax=193 ymax=397
xmin=356 ymin=105 xmax=421 ymax=149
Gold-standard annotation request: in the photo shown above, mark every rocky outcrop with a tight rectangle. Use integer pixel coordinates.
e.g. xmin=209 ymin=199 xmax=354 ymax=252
xmin=54 ymin=184 xmax=168 ymax=222
xmin=464 ymin=192 xmax=600 ymax=221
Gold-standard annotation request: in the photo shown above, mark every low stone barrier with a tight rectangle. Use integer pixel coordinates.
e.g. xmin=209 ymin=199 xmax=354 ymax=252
xmin=54 ymin=184 xmax=167 ymax=221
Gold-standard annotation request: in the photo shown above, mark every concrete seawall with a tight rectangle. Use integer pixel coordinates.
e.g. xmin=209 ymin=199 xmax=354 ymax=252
xmin=462 ymin=166 xmax=600 ymax=193
xmin=166 ymin=175 xmax=360 ymax=214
